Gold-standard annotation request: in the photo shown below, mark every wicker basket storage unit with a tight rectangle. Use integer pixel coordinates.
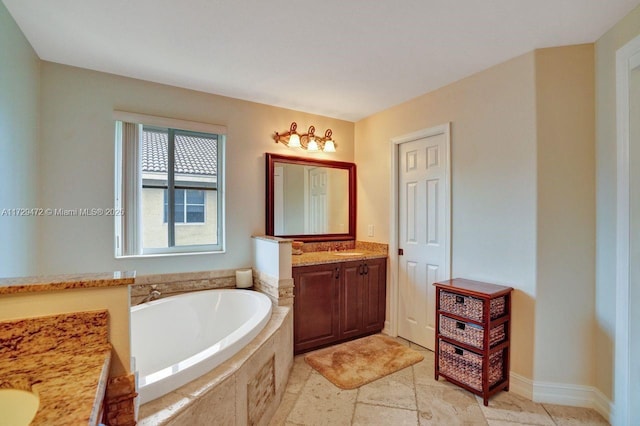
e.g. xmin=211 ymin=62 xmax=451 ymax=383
xmin=439 ymin=291 xmax=506 ymax=322
xmin=434 ymin=278 xmax=513 ymax=406
xmin=439 ymin=340 xmax=503 ymax=391
xmin=439 ymin=315 xmax=506 ymax=349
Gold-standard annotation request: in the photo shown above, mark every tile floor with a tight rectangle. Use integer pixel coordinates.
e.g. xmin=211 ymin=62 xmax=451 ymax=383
xmin=269 ymin=337 xmax=609 ymax=426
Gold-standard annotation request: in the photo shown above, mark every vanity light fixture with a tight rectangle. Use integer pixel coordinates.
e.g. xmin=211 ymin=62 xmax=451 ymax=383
xmin=274 ymin=122 xmax=337 ymax=152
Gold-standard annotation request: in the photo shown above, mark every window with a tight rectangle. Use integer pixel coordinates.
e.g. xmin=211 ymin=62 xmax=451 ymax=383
xmin=164 ymin=189 xmax=205 ymax=223
xmin=114 ymin=112 xmax=225 ymax=256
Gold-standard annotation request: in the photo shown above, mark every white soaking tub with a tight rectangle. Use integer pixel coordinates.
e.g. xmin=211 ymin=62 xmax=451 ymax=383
xmin=131 ymin=289 xmax=272 ymax=404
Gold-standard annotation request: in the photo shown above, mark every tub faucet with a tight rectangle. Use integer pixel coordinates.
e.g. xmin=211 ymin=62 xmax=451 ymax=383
xmin=141 ymin=286 xmax=161 ymax=303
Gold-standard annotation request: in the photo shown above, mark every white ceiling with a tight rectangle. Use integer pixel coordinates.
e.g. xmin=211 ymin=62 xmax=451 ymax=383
xmin=4 ymin=0 xmax=639 ymax=121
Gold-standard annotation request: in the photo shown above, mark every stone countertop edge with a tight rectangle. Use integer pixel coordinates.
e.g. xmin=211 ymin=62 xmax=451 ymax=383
xmin=291 ymin=250 xmax=388 ymax=267
xmin=89 ymin=351 xmax=112 ymax=426
xmin=0 ymin=271 xmax=136 ymax=295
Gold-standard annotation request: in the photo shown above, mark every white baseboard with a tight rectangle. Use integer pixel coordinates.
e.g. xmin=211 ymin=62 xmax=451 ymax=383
xmin=509 ymin=372 xmax=534 ymax=400
xmin=534 ymin=380 xmax=595 ymax=406
xmin=506 ymin=374 xmax=612 ymax=423
xmin=532 ymin=380 xmax=612 ymax=423
xmin=592 ymin=388 xmax=614 ymax=424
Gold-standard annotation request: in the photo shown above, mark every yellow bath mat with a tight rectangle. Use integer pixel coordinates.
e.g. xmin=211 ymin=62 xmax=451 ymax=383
xmin=304 ymin=334 xmax=424 ymax=389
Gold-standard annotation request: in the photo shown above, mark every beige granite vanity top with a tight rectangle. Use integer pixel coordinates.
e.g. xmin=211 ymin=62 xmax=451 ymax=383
xmin=0 ymin=310 xmax=112 ymax=425
xmin=291 ymin=249 xmax=387 ymax=267
xmin=0 ymin=271 xmax=135 ymax=295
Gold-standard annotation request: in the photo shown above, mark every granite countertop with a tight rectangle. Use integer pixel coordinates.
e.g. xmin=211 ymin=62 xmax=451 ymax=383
xmin=1 ymin=347 xmax=112 ymax=425
xmin=291 ymin=249 xmax=387 ymax=267
xmin=0 ymin=311 xmax=112 ymax=425
xmin=0 ymin=271 xmax=135 ymax=295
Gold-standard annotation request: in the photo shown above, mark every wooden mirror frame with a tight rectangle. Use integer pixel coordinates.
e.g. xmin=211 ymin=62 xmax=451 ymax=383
xmin=266 ymin=153 xmax=356 ymax=242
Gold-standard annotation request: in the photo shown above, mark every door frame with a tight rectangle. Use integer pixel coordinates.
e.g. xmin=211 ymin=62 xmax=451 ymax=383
xmin=615 ymin=33 xmax=640 ymax=426
xmin=387 ymin=123 xmax=452 ymax=337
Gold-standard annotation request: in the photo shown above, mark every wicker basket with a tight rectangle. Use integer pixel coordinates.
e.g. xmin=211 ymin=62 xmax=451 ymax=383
xmin=439 ymin=315 xmax=506 ymax=349
xmin=440 ymin=291 xmax=506 ymax=322
xmin=438 ymin=340 xmax=503 ymax=391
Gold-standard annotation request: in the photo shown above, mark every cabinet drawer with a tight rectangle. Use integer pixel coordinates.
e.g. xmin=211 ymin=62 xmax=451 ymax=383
xmin=439 ymin=315 xmax=506 ymax=349
xmin=438 ymin=340 xmax=503 ymax=392
xmin=440 ymin=291 xmax=506 ymax=322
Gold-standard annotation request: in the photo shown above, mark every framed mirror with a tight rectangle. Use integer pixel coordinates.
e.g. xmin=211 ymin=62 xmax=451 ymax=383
xmin=266 ymin=153 xmax=356 ymax=242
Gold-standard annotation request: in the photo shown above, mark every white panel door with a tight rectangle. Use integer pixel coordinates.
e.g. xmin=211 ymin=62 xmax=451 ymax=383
xmin=397 ymin=132 xmax=449 ymax=350
xmin=307 ymin=167 xmax=328 ymax=234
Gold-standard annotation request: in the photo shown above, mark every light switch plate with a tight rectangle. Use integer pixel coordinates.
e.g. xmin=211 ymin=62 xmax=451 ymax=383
xmin=367 ymin=224 xmax=374 ymax=237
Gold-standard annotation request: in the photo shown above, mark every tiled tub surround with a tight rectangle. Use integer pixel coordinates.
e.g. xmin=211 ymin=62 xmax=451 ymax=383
xmin=252 ymin=236 xmax=295 ymax=307
xmin=0 ymin=271 xmax=135 ymax=295
xmin=131 ymin=269 xmax=242 ymax=305
xmin=104 ymin=374 xmax=138 ymax=426
xmin=138 ymin=306 xmax=292 ymax=425
xmin=0 ymin=310 xmax=112 ymax=425
xmin=254 ymin=270 xmax=294 ymax=306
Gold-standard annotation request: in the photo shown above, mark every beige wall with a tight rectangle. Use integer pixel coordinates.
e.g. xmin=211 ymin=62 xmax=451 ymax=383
xmin=356 ymin=45 xmax=597 ymax=390
xmin=594 ymin=3 xmax=640 ymax=400
xmin=0 ymin=2 xmax=40 ymax=277
xmin=533 ymin=45 xmax=595 ymax=385
xmin=0 ymin=286 xmax=131 ymax=376
xmin=38 ymin=62 xmax=354 ymax=275
xmin=355 ymin=52 xmax=538 ymax=379
xmin=141 ymin=188 xmax=218 ymax=248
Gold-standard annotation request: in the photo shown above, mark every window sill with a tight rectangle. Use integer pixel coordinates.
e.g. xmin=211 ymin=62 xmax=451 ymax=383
xmin=115 ymin=250 xmax=225 ymax=259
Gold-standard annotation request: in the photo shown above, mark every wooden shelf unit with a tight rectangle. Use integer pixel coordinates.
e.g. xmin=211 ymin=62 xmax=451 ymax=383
xmin=434 ymin=278 xmax=513 ymax=406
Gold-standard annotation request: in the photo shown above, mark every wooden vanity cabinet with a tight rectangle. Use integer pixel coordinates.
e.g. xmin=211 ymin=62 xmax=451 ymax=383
xmin=361 ymin=259 xmax=386 ymax=333
xmin=339 ymin=261 xmax=364 ymax=340
xmin=292 ymin=263 xmax=341 ymax=353
xmin=294 ymin=257 xmax=387 ymax=353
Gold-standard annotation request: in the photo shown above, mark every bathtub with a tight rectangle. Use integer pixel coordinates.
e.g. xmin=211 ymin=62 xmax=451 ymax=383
xmin=131 ymin=289 xmax=272 ymax=404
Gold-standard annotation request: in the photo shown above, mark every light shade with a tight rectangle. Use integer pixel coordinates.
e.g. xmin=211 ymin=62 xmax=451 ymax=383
xmin=307 ymin=138 xmax=319 ymax=152
xmin=288 ymin=133 xmax=301 ymax=148
xmin=323 ymin=139 xmax=336 ymax=152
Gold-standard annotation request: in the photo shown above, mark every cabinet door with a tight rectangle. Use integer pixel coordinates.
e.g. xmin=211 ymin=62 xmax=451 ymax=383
xmin=293 ymin=264 xmax=340 ymax=353
xmin=340 ymin=261 xmax=363 ymax=339
xmin=362 ymin=258 xmax=387 ymax=333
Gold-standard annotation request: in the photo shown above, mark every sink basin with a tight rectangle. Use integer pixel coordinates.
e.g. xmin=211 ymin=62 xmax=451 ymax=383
xmin=333 ymin=252 xmax=364 ymax=256
xmin=0 ymin=389 xmax=40 ymax=426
